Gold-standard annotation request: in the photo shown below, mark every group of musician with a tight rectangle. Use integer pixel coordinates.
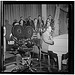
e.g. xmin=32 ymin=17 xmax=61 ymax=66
xmin=8 ymin=15 xmax=68 ymax=72
xmin=12 ymin=15 xmax=54 ymax=36
xmin=12 ymin=15 xmax=55 ymax=70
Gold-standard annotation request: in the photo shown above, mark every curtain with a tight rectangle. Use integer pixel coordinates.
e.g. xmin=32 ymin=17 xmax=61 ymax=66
xmin=4 ymin=4 xmax=42 ymax=40
xmin=4 ymin=4 xmax=42 ymax=25
xmin=59 ymin=9 xmax=68 ymax=35
xmin=47 ymin=4 xmax=56 ymax=19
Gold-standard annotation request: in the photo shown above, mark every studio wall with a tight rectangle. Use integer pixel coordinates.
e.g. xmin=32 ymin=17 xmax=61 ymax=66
xmin=47 ymin=4 xmax=56 ymax=19
xmin=4 ymin=4 xmax=42 ymax=40
xmin=59 ymin=9 xmax=68 ymax=35
xmin=4 ymin=4 xmax=68 ymax=41
xmin=4 ymin=4 xmax=42 ymax=25
xmin=47 ymin=4 xmax=68 ymax=35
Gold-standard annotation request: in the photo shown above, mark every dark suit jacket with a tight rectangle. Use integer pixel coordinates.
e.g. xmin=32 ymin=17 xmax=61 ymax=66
xmin=37 ymin=20 xmax=44 ymax=31
xmin=27 ymin=20 xmax=35 ymax=29
xmin=19 ymin=20 xmax=27 ymax=27
xmin=50 ymin=19 xmax=54 ymax=30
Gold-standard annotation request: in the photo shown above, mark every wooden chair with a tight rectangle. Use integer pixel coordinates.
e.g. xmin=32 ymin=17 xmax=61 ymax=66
xmin=40 ymin=38 xmax=51 ymax=72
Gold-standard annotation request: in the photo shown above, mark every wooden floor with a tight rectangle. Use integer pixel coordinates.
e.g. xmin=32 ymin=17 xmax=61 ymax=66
xmin=4 ymin=51 xmax=68 ymax=73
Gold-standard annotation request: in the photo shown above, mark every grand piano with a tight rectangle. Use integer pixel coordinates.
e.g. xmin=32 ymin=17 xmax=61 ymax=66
xmin=48 ymin=34 xmax=68 ymax=71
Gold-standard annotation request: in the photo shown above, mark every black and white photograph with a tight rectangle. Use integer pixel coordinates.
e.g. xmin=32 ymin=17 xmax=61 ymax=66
xmin=0 ymin=1 xmax=74 ymax=74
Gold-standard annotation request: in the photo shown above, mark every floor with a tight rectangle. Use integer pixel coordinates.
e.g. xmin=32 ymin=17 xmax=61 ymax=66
xmin=4 ymin=51 xmax=68 ymax=73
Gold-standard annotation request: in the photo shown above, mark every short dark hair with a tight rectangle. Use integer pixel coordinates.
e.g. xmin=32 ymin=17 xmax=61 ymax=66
xmin=34 ymin=18 xmax=37 ymax=20
xmin=38 ymin=15 xmax=41 ymax=17
xmin=28 ymin=16 xmax=31 ymax=18
xmin=48 ymin=15 xmax=52 ymax=17
xmin=47 ymin=18 xmax=50 ymax=20
xmin=20 ymin=16 xmax=23 ymax=18
xmin=48 ymin=15 xmax=53 ymax=20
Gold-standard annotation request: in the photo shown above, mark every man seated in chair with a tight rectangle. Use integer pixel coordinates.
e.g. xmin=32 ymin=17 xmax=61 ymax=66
xmin=42 ymin=21 xmax=58 ymax=71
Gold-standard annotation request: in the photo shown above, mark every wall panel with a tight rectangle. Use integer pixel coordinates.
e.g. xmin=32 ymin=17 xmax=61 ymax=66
xmin=59 ymin=9 xmax=68 ymax=35
xmin=4 ymin=4 xmax=42 ymax=25
xmin=4 ymin=4 xmax=42 ymax=40
xmin=47 ymin=4 xmax=56 ymax=18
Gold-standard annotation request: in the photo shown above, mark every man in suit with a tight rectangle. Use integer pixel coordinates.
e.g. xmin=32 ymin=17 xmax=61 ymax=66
xmin=42 ymin=25 xmax=54 ymax=46
xmin=27 ymin=16 xmax=35 ymax=30
xmin=37 ymin=15 xmax=44 ymax=36
xmin=42 ymin=24 xmax=58 ymax=71
xmin=48 ymin=15 xmax=54 ymax=31
xmin=19 ymin=16 xmax=26 ymax=27
xmin=33 ymin=18 xmax=38 ymax=32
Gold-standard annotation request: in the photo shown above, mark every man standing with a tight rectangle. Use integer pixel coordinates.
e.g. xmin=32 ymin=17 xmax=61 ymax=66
xmin=19 ymin=16 xmax=26 ymax=27
xmin=48 ymin=15 xmax=54 ymax=30
xmin=48 ymin=15 xmax=55 ymax=36
xmin=37 ymin=15 xmax=44 ymax=36
xmin=27 ymin=16 xmax=35 ymax=30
